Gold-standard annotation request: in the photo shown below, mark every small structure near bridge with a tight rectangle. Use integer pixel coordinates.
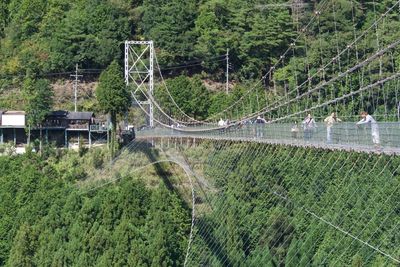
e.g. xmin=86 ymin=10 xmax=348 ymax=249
xmin=0 ymin=111 xmax=26 ymax=144
xmin=0 ymin=110 xmax=109 ymax=148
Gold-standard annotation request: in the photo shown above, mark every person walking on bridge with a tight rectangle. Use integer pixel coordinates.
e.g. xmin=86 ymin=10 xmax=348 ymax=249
xmin=255 ymin=115 xmax=267 ymax=138
xmin=356 ymin=111 xmax=380 ymax=148
xmin=302 ymin=113 xmax=316 ymax=141
xmin=291 ymin=121 xmax=299 ymax=139
xmin=324 ymin=112 xmax=342 ymax=144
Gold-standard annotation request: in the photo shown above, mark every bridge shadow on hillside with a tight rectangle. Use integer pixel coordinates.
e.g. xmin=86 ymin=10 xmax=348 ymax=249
xmin=125 ymin=140 xmax=233 ymax=266
xmin=127 ymin=141 xmax=179 ymax=195
xmin=124 ymin=141 xmax=195 ymax=214
xmin=126 ymin=141 xmax=175 ymax=191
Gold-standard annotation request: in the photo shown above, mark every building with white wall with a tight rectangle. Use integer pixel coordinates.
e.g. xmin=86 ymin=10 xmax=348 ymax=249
xmin=1 ymin=111 xmax=26 ymax=126
xmin=0 ymin=111 xmax=26 ymax=144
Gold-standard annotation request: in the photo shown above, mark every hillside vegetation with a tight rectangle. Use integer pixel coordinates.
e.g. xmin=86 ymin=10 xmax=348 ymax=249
xmin=0 ymin=148 xmax=190 ymax=266
xmin=1 ymin=135 xmax=399 ymax=266
xmin=0 ymin=0 xmax=400 ymax=265
xmin=179 ymin=141 xmax=400 ymax=266
xmin=0 ymin=0 xmax=398 ymax=120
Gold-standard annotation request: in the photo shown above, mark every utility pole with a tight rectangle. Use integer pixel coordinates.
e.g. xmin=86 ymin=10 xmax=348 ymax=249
xmin=226 ymin=48 xmax=229 ymax=94
xmin=70 ymin=64 xmax=83 ymax=112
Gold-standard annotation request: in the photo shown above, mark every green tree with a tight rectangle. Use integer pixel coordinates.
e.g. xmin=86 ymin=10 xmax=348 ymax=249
xmin=46 ymin=0 xmax=130 ymax=71
xmin=285 ymin=238 xmax=300 ymax=267
xmin=6 ymin=223 xmax=35 ymax=267
xmin=194 ymin=0 xmax=231 ymax=75
xmin=0 ymin=0 xmax=10 ymax=38
xmin=156 ymin=75 xmax=210 ymax=120
xmin=194 ymin=0 xmax=294 ymax=79
xmin=190 ymin=76 xmax=211 ymax=119
xmin=22 ymin=75 xmax=53 ymax=148
xmin=7 ymin=0 xmax=47 ymax=41
xmin=247 ymin=245 xmax=276 ymax=267
xmin=239 ymin=9 xmax=293 ymax=78
xmin=351 ymin=253 xmax=364 ymax=267
xmin=141 ymin=0 xmax=198 ymax=65
xmin=96 ymin=60 xmax=131 ymax=157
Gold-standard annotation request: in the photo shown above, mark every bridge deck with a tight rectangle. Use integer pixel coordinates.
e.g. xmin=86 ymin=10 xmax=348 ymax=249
xmin=136 ymin=122 xmax=400 ymax=155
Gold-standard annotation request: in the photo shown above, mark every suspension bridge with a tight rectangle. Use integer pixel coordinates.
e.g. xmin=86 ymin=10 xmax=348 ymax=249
xmin=94 ymin=1 xmax=400 ymax=266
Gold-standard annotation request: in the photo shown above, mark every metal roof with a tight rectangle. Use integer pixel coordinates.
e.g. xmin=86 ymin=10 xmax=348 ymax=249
xmin=67 ymin=112 xmax=94 ymax=120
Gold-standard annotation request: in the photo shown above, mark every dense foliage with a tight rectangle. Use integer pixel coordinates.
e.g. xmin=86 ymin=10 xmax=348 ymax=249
xmin=96 ymin=60 xmax=131 ymax=155
xmin=0 ymin=150 xmax=190 ymax=266
xmin=0 ymin=0 xmax=130 ymax=76
xmin=154 ymin=75 xmax=267 ymax=121
xmin=0 ymin=0 xmax=399 ymax=120
xmin=0 ymin=0 xmax=293 ymax=80
xmin=1 ymin=0 xmax=400 ymax=265
xmin=187 ymin=143 xmax=400 ymax=266
xmin=22 ymin=76 xmax=53 ymax=127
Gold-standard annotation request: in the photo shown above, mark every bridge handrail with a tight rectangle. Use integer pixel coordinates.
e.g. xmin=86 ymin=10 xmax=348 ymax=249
xmin=136 ymin=122 xmax=400 ymax=154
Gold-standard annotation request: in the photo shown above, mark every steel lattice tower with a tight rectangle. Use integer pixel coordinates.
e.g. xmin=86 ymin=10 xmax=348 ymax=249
xmin=124 ymin=41 xmax=154 ymax=127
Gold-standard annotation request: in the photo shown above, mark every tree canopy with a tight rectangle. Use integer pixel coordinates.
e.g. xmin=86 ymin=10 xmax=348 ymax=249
xmin=96 ymin=60 xmax=131 ymax=118
xmin=0 ymin=150 xmax=190 ymax=266
xmin=22 ymin=76 xmax=53 ymax=127
xmin=96 ymin=60 xmax=131 ymax=155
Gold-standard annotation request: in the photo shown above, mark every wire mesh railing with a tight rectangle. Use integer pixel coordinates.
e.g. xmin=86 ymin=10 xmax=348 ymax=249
xmin=136 ymin=122 xmax=400 ymax=154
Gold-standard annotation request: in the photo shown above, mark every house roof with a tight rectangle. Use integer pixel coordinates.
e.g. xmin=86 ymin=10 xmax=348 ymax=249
xmin=49 ymin=110 xmax=68 ymax=117
xmin=67 ymin=112 xmax=94 ymax=120
xmin=3 ymin=110 xmax=25 ymax=115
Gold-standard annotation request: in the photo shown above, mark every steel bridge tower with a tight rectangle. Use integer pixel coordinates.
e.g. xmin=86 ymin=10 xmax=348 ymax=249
xmin=124 ymin=41 xmax=154 ymax=127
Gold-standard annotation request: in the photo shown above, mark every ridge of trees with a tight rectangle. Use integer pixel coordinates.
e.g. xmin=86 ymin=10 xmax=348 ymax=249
xmin=0 ymin=149 xmax=190 ymax=266
xmin=187 ymin=142 xmax=400 ymax=266
xmin=0 ymin=1 xmax=399 ymax=120
xmin=1 ymin=0 xmax=397 ymax=80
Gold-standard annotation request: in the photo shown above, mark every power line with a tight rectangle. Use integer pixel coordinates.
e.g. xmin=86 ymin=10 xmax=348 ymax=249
xmin=160 ymin=57 xmax=226 ymax=71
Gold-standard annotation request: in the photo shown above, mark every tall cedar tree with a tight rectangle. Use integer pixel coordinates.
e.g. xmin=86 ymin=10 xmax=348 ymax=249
xmin=96 ymin=60 xmax=131 ymax=156
xmin=22 ymin=76 xmax=53 ymax=146
xmin=23 ymin=77 xmax=53 ymax=127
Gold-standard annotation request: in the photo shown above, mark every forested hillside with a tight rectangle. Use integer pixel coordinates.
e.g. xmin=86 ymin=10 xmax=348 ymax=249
xmin=0 ymin=149 xmax=190 ymax=266
xmin=182 ymin=142 xmax=400 ymax=266
xmin=1 ymin=138 xmax=399 ymax=266
xmin=1 ymin=0 xmax=399 ymax=119
xmin=0 ymin=0 xmax=294 ymax=80
xmin=1 ymin=1 xmax=400 ymax=265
